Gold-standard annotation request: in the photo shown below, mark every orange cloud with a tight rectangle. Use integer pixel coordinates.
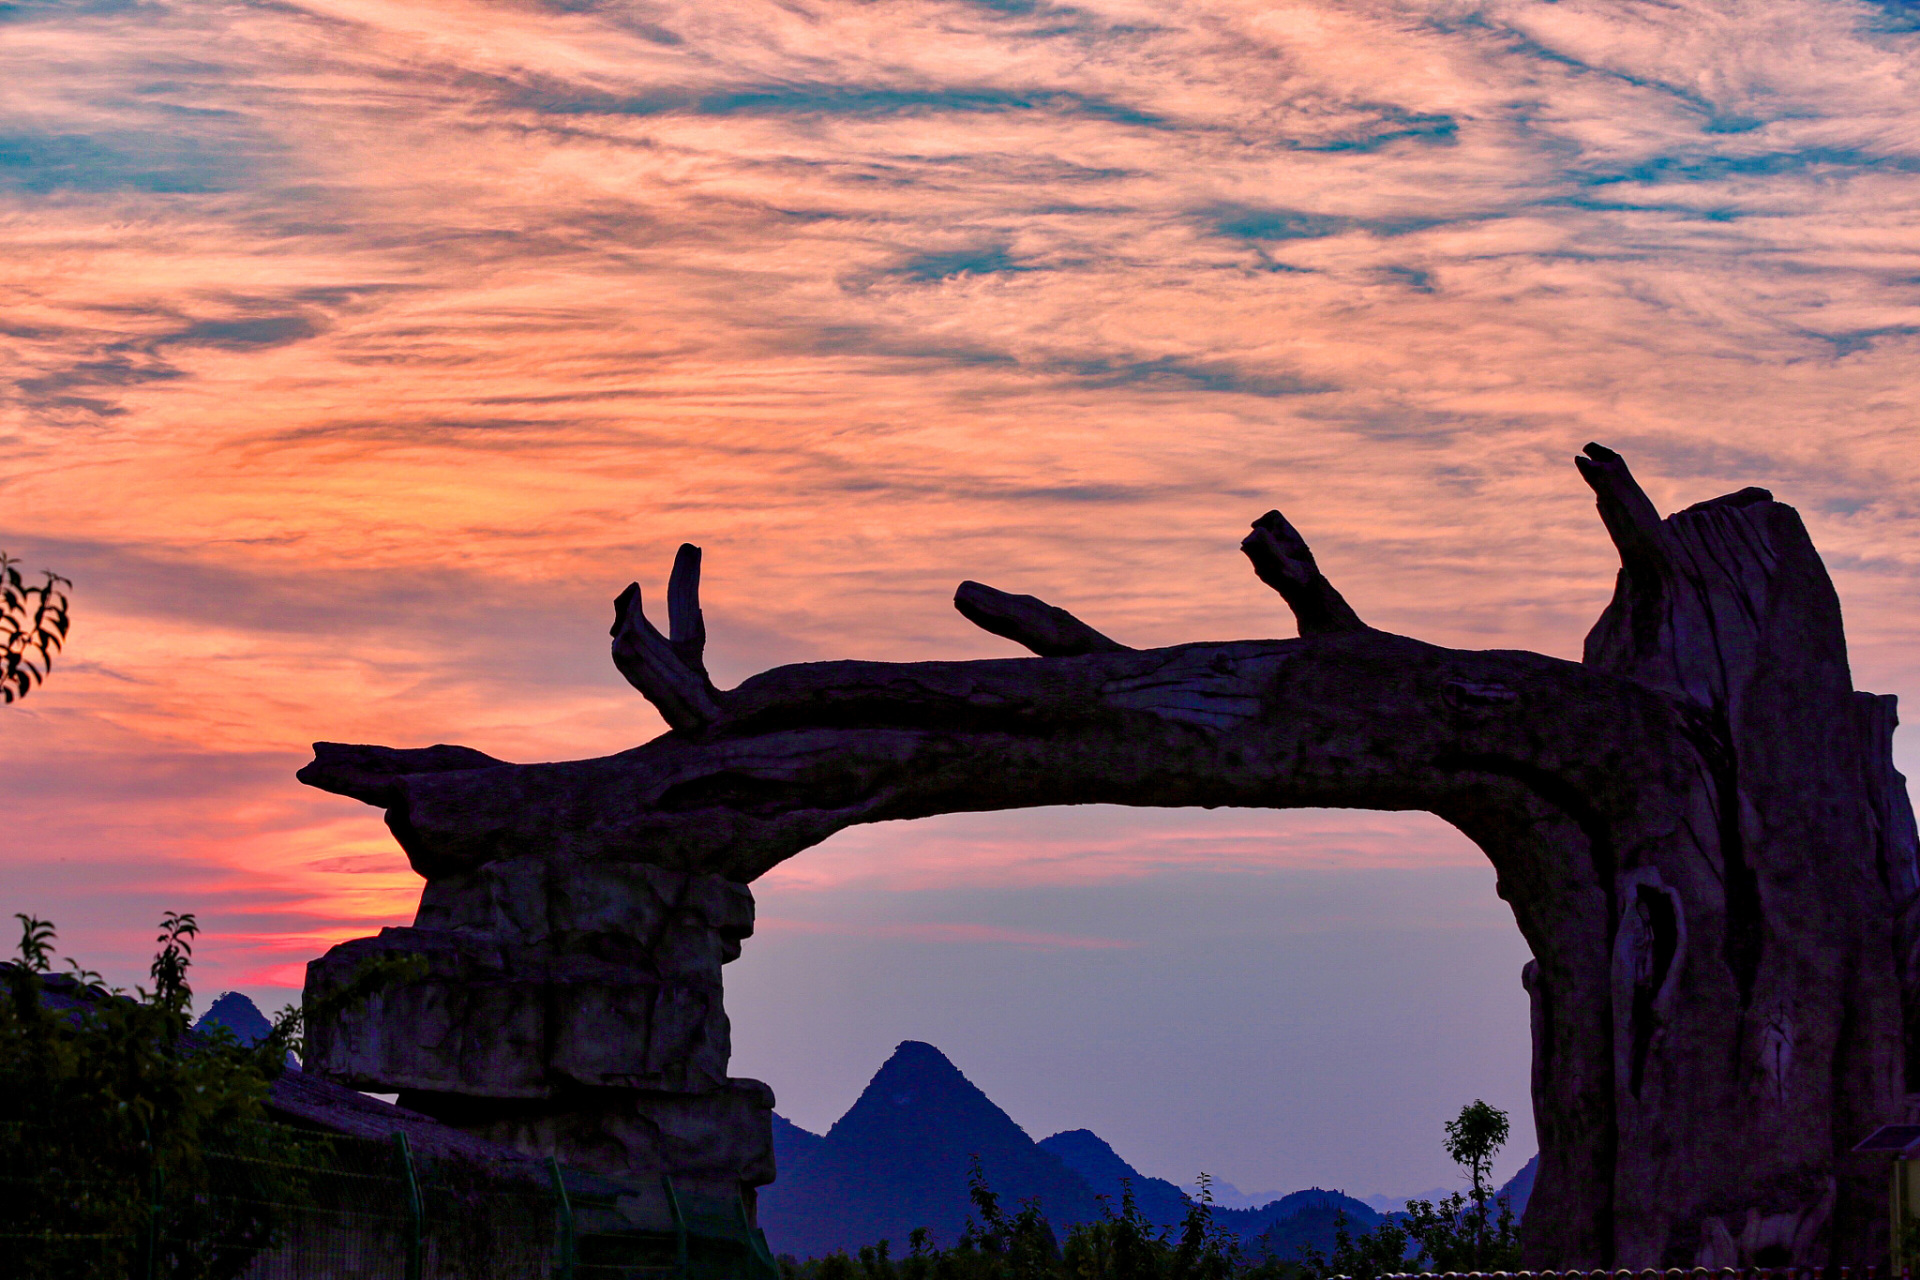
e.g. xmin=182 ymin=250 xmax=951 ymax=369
xmin=0 ymin=0 xmax=1916 ymax=1000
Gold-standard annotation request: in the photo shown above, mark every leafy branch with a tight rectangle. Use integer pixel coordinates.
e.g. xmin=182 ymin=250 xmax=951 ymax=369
xmin=1 ymin=550 xmax=71 ymax=703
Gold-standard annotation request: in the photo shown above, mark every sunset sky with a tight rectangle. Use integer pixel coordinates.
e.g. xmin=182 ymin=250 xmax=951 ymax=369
xmin=5 ymin=0 xmax=1920 ymax=1199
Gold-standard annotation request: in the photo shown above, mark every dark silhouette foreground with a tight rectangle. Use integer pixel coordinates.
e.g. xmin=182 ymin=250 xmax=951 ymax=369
xmin=301 ymin=446 xmax=1920 ymax=1269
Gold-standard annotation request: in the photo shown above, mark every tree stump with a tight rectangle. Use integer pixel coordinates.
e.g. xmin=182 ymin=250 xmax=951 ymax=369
xmin=299 ymin=446 xmax=1918 ymax=1267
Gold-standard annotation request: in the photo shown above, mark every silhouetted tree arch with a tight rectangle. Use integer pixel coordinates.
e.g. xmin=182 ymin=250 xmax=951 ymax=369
xmin=302 ymin=446 xmax=1919 ymax=1270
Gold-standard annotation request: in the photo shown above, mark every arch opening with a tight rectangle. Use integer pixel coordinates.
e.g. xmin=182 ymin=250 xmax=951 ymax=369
xmin=726 ymin=803 xmax=1538 ymax=1202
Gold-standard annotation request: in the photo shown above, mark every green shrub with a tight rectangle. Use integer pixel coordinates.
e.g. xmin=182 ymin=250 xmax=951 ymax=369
xmin=0 ymin=912 xmax=309 ymax=1280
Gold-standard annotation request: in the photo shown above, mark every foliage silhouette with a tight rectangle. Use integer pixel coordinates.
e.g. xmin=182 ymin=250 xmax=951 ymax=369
xmin=1442 ymin=1101 xmax=1508 ymax=1226
xmin=776 ymin=1118 xmax=1530 ymax=1280
xmin=0 ymin=912 xmax=310 ymax=1279
xmin=1296 ymin=1100 xmax=1522 ymax=1279
xmin=0 ymin=550 xmax=70 ymax=703
xmin=780 ymin=1162 xmax=1270 ymax=1280
xmin=1291 ymin=1210 xmax=1410 ymax=1280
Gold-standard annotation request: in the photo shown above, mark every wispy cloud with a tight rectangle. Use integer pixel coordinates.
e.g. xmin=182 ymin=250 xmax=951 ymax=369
xmin=0 ymin=0 xmax=1917 ymax=1001
xmin=756 ymin=918 xmax=1136 ymax=949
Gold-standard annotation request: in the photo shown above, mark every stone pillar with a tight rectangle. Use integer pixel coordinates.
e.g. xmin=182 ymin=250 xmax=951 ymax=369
xmin=302 ymin=857 xmax=774 ymax=1211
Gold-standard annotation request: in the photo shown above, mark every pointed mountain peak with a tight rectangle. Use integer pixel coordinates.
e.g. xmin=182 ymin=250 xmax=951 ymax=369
xmin=864 ymin=1040 xmax=970 ymax=1093
xmin=878 ymin=1040 xmax=961 ymax=1076
xmin=1043 ymin=1128 xmax=1122 ymax=1158
xmin=827 ymin=1040 xmax=1023 ymax=1145
xmin=763 ymin=1042 xmax=1102 ymax=1257
xmin=194 ymin=991 xmax=272 ymax=1045
xmin=1038 ymin=1129 xmax=1196 ymax=1233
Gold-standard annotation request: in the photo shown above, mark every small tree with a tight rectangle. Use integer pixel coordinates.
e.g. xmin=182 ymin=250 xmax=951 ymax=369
xmin=1167 ymin=1174 xmax=1239 ymax=1280
xmin=1295 ymin=1099 xmax=1522 ymax=1279
xmin=1061 ymin=1179 xmax=1167 ymax=1280
xmin=955 ymin=1156 xmax=1061 ymax=1280
xmin=0 ymin=551 xmax=70 ymax=703
xmin=1443 ymin=1100 xmax=1508 ymax=1224
xmin=1400 ymin=1101 xmax=1521 ymax=1272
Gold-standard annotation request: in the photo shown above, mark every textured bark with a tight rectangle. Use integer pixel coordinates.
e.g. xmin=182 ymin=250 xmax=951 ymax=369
xmin=300 ymin=446 xmax=1916 ymax=1267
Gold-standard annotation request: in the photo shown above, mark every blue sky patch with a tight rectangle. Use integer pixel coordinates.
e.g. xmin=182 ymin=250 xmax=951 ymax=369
xmin=1207 ymin=206 xmax=1354 ymax=241
xmin=896 ymin=245 xmax=1027 ymax=281
xmin=0 ymin=129 xmax=250 ymax=193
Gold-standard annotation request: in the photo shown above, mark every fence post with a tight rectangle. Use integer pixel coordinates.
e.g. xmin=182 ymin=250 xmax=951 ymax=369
xmin=664 ymin=1174 xmax=689 ymax=1280
xmin=393 ymin=1133 xmax=423 ymax=1280
xmin=738 ymin=1186 xmax=780 ymax=1280
xmin=548 ymin=1158 xmax=574 ymax=1280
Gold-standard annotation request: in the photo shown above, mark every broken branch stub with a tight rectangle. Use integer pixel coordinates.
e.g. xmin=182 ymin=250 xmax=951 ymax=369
xmin=610 ymin=572 xmax=724 ymax=734
xmin=1575 ymin=441 xmax=1670 ymax=584
xmin=1239 ymin=509 xmax=1366 ymax=635
xmin=666 ymin=542 xmax=708 ymax=677
xmin=952 ymin=581 xmax=1129 ymax=656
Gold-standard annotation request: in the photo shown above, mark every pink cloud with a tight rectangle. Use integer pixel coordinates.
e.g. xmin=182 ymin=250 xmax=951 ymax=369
xmin=757 ymin=806 xmax=1487 ymax=894
xmin=0 ymin=0 xmax=1915 ymax=995
xmin=754 ymin=917 xmax=1136 ymax=950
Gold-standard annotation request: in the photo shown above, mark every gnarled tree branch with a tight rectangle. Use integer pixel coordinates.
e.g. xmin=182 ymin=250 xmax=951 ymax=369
xmin=1575 ymin=442 xmax=1669 ymax=583
xmin=952 ymin=581 xmax=1129 ymax=656
xmin=611 ymin=543 xmax=725 ymax=733
xmin=298 ymin=742 xmax=508 ymax=808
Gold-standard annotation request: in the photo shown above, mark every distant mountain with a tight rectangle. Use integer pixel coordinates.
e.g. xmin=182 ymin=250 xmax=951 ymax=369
xmin=1360 ymin=1186 xmax=1454 ymax=1214
xmin=1214 ymin=1188 xmax=1381 ymax=1260
xmin=1039 ymin=1129 xmax=1382 ymax=1257
xmin=1496 ymin=1155 xmax=1537 ymax=1220
xmin=1037 ymin=1129 xmax=1194 ymax=1234
xmin=757 ymin=1041 xmax=1427 ymax=1263
xmin=771 ymin=1112 xmax=824 ymax=1177
xmin=1359 ymin=1154 xmax=1536 ymax=1221
xmin=194 ymin=991 xmax=272 ymax=1044
xmin=757 ymin=1041 xmax=1104 ymax=1259
xmin=1197 ymin=1179 xmax=1287 ymax=1210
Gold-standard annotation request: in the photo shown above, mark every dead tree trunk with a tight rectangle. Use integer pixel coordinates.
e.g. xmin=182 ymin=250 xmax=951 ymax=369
xmin=299 ymin=445 xmax=1916 ymax=1268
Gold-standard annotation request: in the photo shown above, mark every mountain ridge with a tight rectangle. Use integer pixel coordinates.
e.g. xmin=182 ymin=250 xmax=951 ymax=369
xmin=1035 ymin=1128 xmax=1194 ymax=1234
xmin=758 ymin=1041 xmax=1102 ymax=1258
xmin=759 ymin=1042 xmax=1417 ymax=1260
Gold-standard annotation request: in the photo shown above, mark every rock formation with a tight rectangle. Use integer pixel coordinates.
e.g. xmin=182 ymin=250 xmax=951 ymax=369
xmin=302 ymin=856 xmax=774 ymax=1208
xmin=299 ymin=445 xmax=1919 ymax=1269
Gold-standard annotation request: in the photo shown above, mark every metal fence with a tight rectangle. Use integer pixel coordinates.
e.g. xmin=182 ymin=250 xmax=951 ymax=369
xmin=1362 ymin=1270 xmax=1897 ymax=1280
xmin=0 ymin=1121 xmax=778 ymax=1280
